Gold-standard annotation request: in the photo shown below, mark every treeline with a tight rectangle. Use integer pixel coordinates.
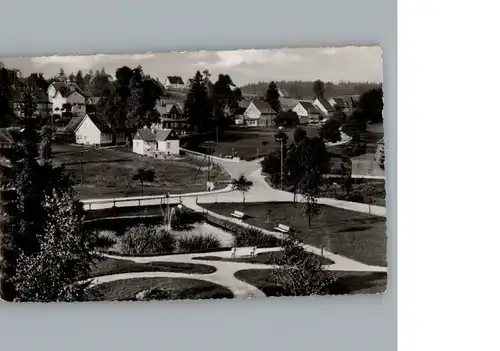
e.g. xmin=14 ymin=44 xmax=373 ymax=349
xmin=240 ymin=80 xmax=381 ymax=99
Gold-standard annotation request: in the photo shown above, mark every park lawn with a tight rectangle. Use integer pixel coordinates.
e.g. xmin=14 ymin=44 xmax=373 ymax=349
xmin=191 ymin=127 xmax=320 ymax=161
xmin=234 ymin=269 xmax=387 ymax=296
xmin=192 ymin=251 xmax=334 ymax=265
xmin=201 ymin=202 xmax=387 ymax=267
xmin=88 ymin=277 xmax=234 ymax=301
xmin=51 ymin=145 xmax=230 ymax=199
xmin=90 ymin=257 xmax=216 ymax=277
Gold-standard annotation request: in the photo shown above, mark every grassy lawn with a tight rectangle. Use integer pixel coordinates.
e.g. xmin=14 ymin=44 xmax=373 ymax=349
xmin=88 ymin=277 xmax=234 ymax=301
xmin=201 ymin=202 xmax=387 ymax=267
xmin=190 ymin=127 xmax=320 ymax=161
xmin=192 ymin=251 xmax=334 ymax=265
xmin=51 ymin=145 xmax=230 ymax=199
xmin=90 ymin=257 xmax=216 ymax=277
xmin=234 ymin=269 xmax=387 ymax=296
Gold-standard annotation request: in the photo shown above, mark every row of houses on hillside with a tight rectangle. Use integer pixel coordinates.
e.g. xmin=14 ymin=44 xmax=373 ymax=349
xmin=237 ymin=94 xmax=360 ymax=127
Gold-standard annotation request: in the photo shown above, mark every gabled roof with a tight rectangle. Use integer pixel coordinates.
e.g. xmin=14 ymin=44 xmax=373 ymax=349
xmin=0 ymin=128 xmax=16 ymax=144
xmin=75 ymin=114 xmax=112 ymax=133
xmin=315 ymin=97 xmax=334 ymax=112
xmin=297 ymin=101 xmax=321 ymax=114
xmin=156 ymin=100 xmax=180 ymax=115
xmin=64 ymin=116 xmax=85 ymax=133
xmin=249 ymin=100 xmax=276 ymax=114
xmin=50 ymin=82 xmax=85 ymax=96
xmin=87 ymin=96 xmax=102 ymax=105
xmin=11 ymin=88 xmax=50 ymax=102
xmin=166 ymin=76 xmax=184 ymax=85
xmin=155 ymin=129 xmax=179 ymax=141
xmin=134 ymin=128 xmax=156 ymax=142
xmin=331 ymin=97 xmax=346 ymax=108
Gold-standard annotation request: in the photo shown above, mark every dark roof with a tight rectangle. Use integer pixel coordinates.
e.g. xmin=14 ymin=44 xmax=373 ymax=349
xmin=155 ymin=129 xmax=179 ymax=141
xmin=156 ymin=100 xmax=180 ymax=115
xmin=51 ymin=82 xmax=85 ymax=96
xmin=316 ymin=97 xmax=334 ymax=112
xmin=250 ymin=100 xmax=276 ymax=114
xmin=64 ymin=116 xmax=85 ymax=133
xmin=86 ymin=115 xmax=112 ymax=133
xmin=0 ymin=128 xmax=16 ymax=144
xmin=87 ymin=96 xmax=102 ymax=105
xmin=298 ymin=101 xmax=321 ymax=114
xmin=332 ymin=97 xmax=346 ymax=108
xmin=166 ymin=76 xmax=184 ymax=85
xmin=10 ymin=88 xmax=50 ymax=102
xmin=134 ymin=128 xmax=156 ymax=142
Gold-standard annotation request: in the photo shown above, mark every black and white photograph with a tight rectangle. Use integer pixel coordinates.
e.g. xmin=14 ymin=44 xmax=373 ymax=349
xmin=0 ymin=46 xmax=386 ymax=303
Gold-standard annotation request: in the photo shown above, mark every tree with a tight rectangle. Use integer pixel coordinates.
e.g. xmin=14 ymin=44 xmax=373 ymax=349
xmin=357 ymin=87 xmax=383 ymax=124
xmin=231 ymin=174 xmax=253 ymax=203
xmin=319 ymin=118 xmax=341 ymax=143
xmin=184 ymin=71 xmax=212 ymax=132
xmin=11 ymin=184 xmax=97 ymax=302
xmin=271 ymin=229 xmax=337 ymax=296
xmin=261 ymin=140 xmax=269 ymax=154
xmin=75 ymin=70 xmax=86 ymax=90
xmin=293 ymin=127 xmax=307 ymax=144
xmin=265 ymin=81 xmax=281 ymax=113
xmin=56 ymin=68 xmax=67 ymax=82
xmin=26 ymin=73 xmax=49 ymax=93
xmin=301 ymin=194 xmax=321 ymax=228
xmin=211 ymin=74 xmax=241 ymax=130
xmin=276 ymin=110 xmax=299 ymax=127
xmin=132 ymin=168 xmax=156 ymax=196
xmin=0 ymin=84 xmax=13 ymax=127
xmin=312 ymin=79 xmax=325 ymax=98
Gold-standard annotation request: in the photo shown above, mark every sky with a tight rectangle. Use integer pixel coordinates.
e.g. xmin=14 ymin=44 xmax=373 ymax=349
xmin=0 ymin=46 xmax=383 ymax=86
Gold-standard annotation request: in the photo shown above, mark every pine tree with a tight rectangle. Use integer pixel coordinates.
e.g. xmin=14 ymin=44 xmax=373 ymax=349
xmin=184 ymin=71 xmax=211 ymax=132
xmin=265 ymin=81 xmax=281 ymax=113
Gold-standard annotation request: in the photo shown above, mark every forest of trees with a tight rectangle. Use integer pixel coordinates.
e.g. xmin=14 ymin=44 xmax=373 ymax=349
xmin=240 ymin=80 xmax=381 ymax=99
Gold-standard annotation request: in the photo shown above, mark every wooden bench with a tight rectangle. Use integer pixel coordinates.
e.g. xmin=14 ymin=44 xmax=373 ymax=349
xmin=230 ymin=211 xmax=245 ymax=219
xmin=274 ymin=224 xmax=291 ymax=233
xmin=231 ymin=246 xmax=256 ymax=258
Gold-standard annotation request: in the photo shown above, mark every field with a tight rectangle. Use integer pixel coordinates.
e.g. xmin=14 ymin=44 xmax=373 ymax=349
xmin=201 ymin=202 xmax=387 ymax=267
xmin=188 ymin=123 xmax=383 ymax=161
xmin=189 ymin=127 xmax=321 ymax=161
xmin=51 ymin=144 xmax=230 ymax=199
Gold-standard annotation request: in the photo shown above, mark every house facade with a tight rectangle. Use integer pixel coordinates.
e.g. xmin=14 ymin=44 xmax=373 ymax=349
xmin=73 ymin=114 xmax=126 ymax=146
xmin=243 ymin=100 xmax=277 ymax=127
xmin=313 ymin=97 xmax=335 ymax=117
xmin=47 ymin=83 xmax=87 ymax=116
xmin=292 ymin=101 xmax=322 ymax=125
xmin=155 ymin=129 xmax=180 ymax=156
xmin=133 ymin=127 xmax=180 ymax=156
xmin=164 ymin=76 xmax=185 ymax=90
xmin=11 ymin=88 xmax=52 ymax=118
xmin=154 ymin=99 xmax=189 ymax=133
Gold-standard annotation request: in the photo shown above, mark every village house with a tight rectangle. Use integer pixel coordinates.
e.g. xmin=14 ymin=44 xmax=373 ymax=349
xmin=11 ymin=88 xmax=52 ymax=119
xmin=132 ymin=127 xmax=180 ymax=156
xmin=243 ymin=100 xmax=277 ymax=127
xmin=71 ymin=114 xmax=126 ymax=146
xmin=47 ymin=82 xmax=86 ymax=117
xmin=0 ymin=128 xmax=17 ymax=149
xmin=313 ymin=97 xmax=335 ymax=117
xmin=154 ymin=99 xmax=189 ymax=133
xmin=164 ymin=76 xmax=185 ymax=90
xmin=292 ymin=101 xmax=322 ymax=125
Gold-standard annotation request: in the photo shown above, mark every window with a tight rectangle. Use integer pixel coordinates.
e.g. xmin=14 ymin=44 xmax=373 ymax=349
xmin=166 ymin=142 xmax=170 ymax=148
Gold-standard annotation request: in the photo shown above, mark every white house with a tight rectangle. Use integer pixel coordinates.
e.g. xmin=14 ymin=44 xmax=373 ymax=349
xmin=292 ymin=101 xmax=322 ymax=125
xmin=155 ymin=129 xmax=180 ymax=156
xmin=73 ymin=114 xmax=126 ymax=146
xmin=47 ymin=82 xmax=86 ymax=116
xmin=313 ymin=97 xmax=335 ymax=117
xmin=243 ymin=100 xmax=277 ymax=127
xmin=133 ymin=128 xmax=158 ymax=155
xmin=164 ymin=76 xmax=185 ymax=90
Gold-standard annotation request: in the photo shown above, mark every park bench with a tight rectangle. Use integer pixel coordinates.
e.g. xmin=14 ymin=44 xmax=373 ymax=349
xmin=274 ymin=224 xmax=291 ymax=233
xmin=230 ymin=210 xmax=245 ymax=219
xmin=231 ymin=246 xmax=256 ymax=258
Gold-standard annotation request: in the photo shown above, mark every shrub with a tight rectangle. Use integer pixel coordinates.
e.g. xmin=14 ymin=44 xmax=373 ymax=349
xmin=96 ymin=230 xmax=117 ymax=249
xmin=118 ymin=225 xmax=176 ymax=255
xmin=233 ymin=228 xmax=282 ymax=248
xmin=170 ymin=209 xmax=206 ymax=231
xmin=177 ymin=235 xmax=221 ymax=253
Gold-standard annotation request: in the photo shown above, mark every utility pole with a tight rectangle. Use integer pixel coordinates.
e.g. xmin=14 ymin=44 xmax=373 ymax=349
xmin=280 ymin=138 xmax=284 ymax=189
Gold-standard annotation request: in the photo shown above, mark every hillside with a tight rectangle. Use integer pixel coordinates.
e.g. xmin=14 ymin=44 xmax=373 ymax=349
xmin=240 ymin=81 xmax=381 ymax=100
